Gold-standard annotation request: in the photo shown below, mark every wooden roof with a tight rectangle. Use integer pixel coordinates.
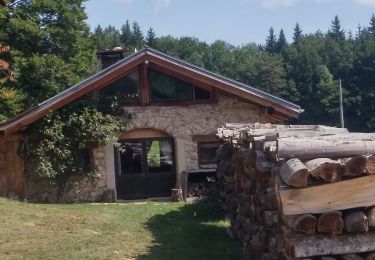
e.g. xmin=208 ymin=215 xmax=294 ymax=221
xmin=0 ymin=48 xmax=303 ymax=135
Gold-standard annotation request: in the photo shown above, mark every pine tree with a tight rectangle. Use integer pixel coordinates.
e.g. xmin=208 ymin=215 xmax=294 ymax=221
xmin=369 ymin=14 xmax=375 ymax=34
xmin=265 ymin=27 xmax=277 ymax=53
xmin=276 ymin=29 xmax=287 ymax=52
xmin=120 ymin=20 xmax=132 ymax=47
xmin=146 ymin=27 xmax=156 ymax=47
xmin=131 ymin=22 xmax=144 ymax=48
xmin=293 ymin=23 xmax=303 ymax=45
xmin=328 ymin=15 xmax=345 ymax=41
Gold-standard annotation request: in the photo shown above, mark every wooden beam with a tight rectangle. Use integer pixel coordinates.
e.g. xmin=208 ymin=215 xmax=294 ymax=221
xmin=140 ymin=63 xmax=149 ymax=104
xmin=279 ymin=175 xmax=375 ymax=215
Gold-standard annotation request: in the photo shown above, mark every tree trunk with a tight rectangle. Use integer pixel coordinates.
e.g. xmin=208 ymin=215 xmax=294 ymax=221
xmin=278 ymin=137 xmax=375 ymax=160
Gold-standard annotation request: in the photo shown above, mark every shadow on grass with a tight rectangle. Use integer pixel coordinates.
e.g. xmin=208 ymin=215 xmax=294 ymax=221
xmin=137 ymin=200 xmax=242 ymax=260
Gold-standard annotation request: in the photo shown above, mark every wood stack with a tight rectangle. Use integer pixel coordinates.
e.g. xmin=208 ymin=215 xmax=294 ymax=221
xmin=217 ymin=123 xmax=375 ymax=259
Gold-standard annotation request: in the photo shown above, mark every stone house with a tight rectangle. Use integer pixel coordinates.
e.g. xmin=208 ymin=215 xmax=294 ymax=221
xmin=0 ymin=48 xmax=302 ymax=202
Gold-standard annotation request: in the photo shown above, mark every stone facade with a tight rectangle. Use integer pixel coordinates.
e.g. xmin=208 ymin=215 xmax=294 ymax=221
xmin=23 ymin=93 xmax=269 ymax=202
xmin=123 ymin=94 xmax=269 ymax=187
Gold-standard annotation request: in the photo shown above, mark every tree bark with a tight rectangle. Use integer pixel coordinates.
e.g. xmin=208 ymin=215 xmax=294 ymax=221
xmin=278 ymin=137 xmax=375 ymax=160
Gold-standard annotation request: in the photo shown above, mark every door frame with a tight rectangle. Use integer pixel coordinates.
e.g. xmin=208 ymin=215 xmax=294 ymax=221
xmin=115 ymin=136 xmax=176 ymax=199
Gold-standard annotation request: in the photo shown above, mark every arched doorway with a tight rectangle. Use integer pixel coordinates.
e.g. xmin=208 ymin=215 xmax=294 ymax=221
xmin=115 ymin=129 xmax=176 ymax=200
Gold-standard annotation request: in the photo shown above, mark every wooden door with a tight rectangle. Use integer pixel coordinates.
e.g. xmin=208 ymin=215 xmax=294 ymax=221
xmin=115 ymin=137 xmax=176 ymax=200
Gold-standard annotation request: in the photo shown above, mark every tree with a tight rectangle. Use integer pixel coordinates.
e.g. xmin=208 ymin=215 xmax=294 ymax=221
xmin=146 ymin=27 xmax=156 ymax=47
xmin=265 ymin=27 xmax=277 ymax=53
xmin=120 ymin=20 xmax=132 ymax=47
xmin=3 ymin=0 xmax=97 ymax=106
xmin=276 ymin=29 xmax=287 ymax=52
xmin=328 ymin=15 xmax=345 ymax=41
xmin=293 ymin=23 xmax=303 ymax=45
xmin=369 ymin=14 xmax=375 ymax=34
xmin=93 ymin=25 xmax=122 ymax=50
xmin=131 ymin=21 xmax=144 ymax=49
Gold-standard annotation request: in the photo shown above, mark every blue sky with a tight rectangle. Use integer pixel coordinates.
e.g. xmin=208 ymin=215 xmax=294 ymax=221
xmin=85 ymin=0 xmax=375 ymax=46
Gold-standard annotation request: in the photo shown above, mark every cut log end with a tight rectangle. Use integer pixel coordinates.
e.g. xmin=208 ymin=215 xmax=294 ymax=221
xmin=317 ymin=211 xmax=344 ymax=235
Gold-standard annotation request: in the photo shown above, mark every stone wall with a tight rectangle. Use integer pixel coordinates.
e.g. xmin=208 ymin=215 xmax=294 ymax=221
xmin=26 ymin=146 xmax=113 ymax=203
xmin=124 ymin=94 xmax=268 ymax=170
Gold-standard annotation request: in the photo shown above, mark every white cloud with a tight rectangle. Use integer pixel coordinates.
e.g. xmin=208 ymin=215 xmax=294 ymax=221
xmin=152 ymin=0 xmax=171 ymax=13
xmin=356 ymin=0 xmax=375 ymax=6
xmin=260 ymin=0 xmax=297 ymax=8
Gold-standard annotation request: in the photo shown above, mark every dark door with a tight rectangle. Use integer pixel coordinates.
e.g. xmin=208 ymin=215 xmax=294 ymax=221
xmin=115 ymin=137 xmax=176 ymax=200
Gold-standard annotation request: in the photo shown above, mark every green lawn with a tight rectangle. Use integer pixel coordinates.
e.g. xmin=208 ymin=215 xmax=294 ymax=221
xmin=0 ymin=198 xmax=241 ymax=260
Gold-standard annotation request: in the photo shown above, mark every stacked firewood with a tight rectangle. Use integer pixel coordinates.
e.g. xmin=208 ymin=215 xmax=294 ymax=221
xmin=217 ymin=123 xmax=375 ymax=259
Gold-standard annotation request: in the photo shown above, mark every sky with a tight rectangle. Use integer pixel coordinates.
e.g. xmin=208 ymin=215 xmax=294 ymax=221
xmin=85 ymin=0 xmax=375 ymax=46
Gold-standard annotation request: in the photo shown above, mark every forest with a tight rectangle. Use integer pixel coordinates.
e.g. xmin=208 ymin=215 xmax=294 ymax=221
xmin=1 ymin=1 xmax=375 ymax=132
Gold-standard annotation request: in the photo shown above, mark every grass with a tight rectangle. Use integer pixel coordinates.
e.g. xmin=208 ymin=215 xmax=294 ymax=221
xmin=0 ymin=198 xmax=241 ymax=260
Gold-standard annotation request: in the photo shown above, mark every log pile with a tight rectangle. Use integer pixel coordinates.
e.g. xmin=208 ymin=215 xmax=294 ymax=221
xmin=216 ymin=123 xmax=375 ymax=259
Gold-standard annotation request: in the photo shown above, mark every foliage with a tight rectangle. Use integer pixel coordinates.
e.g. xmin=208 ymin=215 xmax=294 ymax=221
xmin=0 ymin=87 xmax=24 ymax=123
xmin=34 ymin=105 xmax=123 ymax=200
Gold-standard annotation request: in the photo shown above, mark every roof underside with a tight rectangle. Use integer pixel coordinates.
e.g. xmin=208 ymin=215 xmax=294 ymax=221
xmin=0 ymin=48 xmax=303 ymax=135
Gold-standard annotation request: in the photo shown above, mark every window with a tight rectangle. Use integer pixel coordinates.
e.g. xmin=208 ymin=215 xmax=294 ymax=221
xmin=149 ymin=68 xmax=193 ymax=101
xmin=100 ymin=70 xmax=140 ymax=104
xmin=195 ymin=86 xmax=211 ymax=100
xmin=198 ymin=142 xmax=221 ymax=168
xmin=145 ymin=140 xmax=173 ymax=173
xmin=120 ymin=142 xmax=144 ymax=174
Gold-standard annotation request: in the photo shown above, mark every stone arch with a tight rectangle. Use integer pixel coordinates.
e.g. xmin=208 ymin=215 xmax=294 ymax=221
xmin=119 ymin=128 xmax=172 ymax=140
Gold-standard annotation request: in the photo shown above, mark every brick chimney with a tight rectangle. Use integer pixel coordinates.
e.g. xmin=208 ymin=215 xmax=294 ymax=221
xmin=97 ymin=47 xmax=129 ymax=70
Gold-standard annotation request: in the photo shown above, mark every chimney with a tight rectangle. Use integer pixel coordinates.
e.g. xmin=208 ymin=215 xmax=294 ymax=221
xmin=97 ymin=47 xmax=129 ymax=70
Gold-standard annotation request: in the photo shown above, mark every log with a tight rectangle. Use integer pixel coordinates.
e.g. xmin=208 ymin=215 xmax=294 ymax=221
xmin=278 ymin=175 xmax=375 ymax=215
xmin=340 ymin=156 xmax=367 ymax=177
xmin=278 ymin=137 xmax=375 ymax=160
xmin=366 ymin=155 xmax=375 ymax=174
xmin=284 ymin=214 xmax=317 ymax=234
xmin=285 ymin=231 xmax=375 ymax=258
xmin=366 ymin=252 xmax=375 ymax=260
xmin=344 ymin=212 xmax=369 ymax=233
xmin=317 ymin=211 xmax=344 ymax=235
xmin=279 ymin=158 xmax=309 ymax=187
xmin=341 ymin=254 xmax=365 ymax=260
xmin=367 ymin=207 xmax=375 ymax=228
xmin=305 ymin=158 xmax=343 ymax=182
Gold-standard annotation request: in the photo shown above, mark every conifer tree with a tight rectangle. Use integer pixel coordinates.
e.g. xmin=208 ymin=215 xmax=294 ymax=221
xmin=328 ymin=15 xmax=345 ymax=41
xmin=293 ymin=23 xmax=303 ymax=45
xmin=276 ymin=29 xmax=287 ymax=52
xmin=131 ymin=22 xmax=144 ymax=48
xmin=265 ymin=27 xmax=277 ymax=53
xmin=146 ymin=27 xmax=156 ymax=47
xmin=120 ymin=20 xmax=133 ymax=47
xmin=369 ymin=14 xmax=375 ymax=34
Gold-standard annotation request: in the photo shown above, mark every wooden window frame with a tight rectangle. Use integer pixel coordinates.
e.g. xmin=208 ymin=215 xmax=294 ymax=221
xmin=193 ymin=135 xmax=221 ymax=169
